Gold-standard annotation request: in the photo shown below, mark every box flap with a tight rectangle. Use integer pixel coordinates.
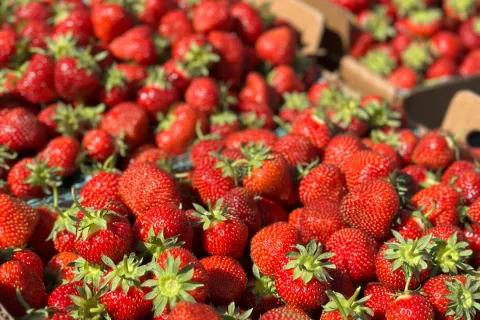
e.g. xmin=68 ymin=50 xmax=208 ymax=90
xmin=251 ymin=0 xmax=324 ymax=55
xmin=442 ymin=91 xmax=480 ymax=144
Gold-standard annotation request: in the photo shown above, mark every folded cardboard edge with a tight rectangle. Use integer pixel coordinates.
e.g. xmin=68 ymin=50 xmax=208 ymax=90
xmin=442 ymin=91 xmax=480 ymax=143
xmin=250 ymin=0 xmax=324 ymax=55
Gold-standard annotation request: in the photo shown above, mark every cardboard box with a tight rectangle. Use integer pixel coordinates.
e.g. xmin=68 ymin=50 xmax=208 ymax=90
xmin=339 ymin=56 xmax=480 ymax=129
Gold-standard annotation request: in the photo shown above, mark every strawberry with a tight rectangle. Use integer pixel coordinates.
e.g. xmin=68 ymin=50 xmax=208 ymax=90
xmin=0 ymin=248 xmax=43 ymax=280
xmin=116 ymin=62 xmax=148 ymax=90
xmin=392 ymin=208 xmax=432 ymax=240
xmin=405 ymin=9 xmax=443 ymax=38
xmin=443 ymin=0 xmax=476 ymax=22
xmin=100 ymin=101 xmax=150 ymax=149
xmin=0 ymin=256 xmax=47 ymax=316
xmin=273 ymin=133 xmax=319 ymax=168
xmin=45 ymin=252 xmax=79 ymax=284
xmin=412 ymin=130 xmax=457 ymax=170
xmin=321 ymin=287 xmax=373 ymax=320
xmin=387 ymin=66 xmax=419 ymax=89
xmin=364 ymin=282 xmax=395 ymax=320
xmin=425 ymin=58 xmax=458 ymax=80
xmin=0 ymin=107 xmax=47 ymax=153
xmin=411 ymin=184 xmax=460 ymax=226
xmin=28 ymin=206 xmax=58 ymax=258
xmin=155 ymin=102 xmax=207 ymax=155
xmin=278 ymin=92 xmax=311 ymax=123
xmin=158 ymin=9 xmax=194 ymax=45
xmin=274 ymin=241 xmax=334 ymax=311
xmin=259 ymin=307 xmax=312 ymax=320
xmin=59 ymin=284 xmax=109 ymax=319
xmin=298 ymin=199 xmax=348 ymax=245
xmin=459 ymin=49 xmax=480 ymax=76
xmin=231 ymin=2 xmax=263 ymax=45
xmin=48 ymin=208 xmax=77 ymax=253
xmin=225 ymin=128 xmax=277 ymax=150
xmin=100 ymin=254 xmax=152 ymax=320
xmin=430 ymin=31 xmax=464 ymax=61
xmin=376 ymin=232 xmax=432 ymax=291
xmin=343 ymin=151 xmax=396 ymax=191
xmin=250 ymin=222 xmax=301 ymax=276
xmin=47 ymin=281 xmax=82 ymax=314
xmin=52 ymin=4 xmax=93 ymax=46
xmin=80 ymin=171 xmax=122 ymax=202
xmin=268 ymin=65 xmax=304 ymax=96
xmin=40 ymin=136 xmax=81 ymax=177
xmin=168 ymin=302 xmax=221 ymax=320
xmin=342 ymin=179 xmax=399 ymax=240
xmin=385 ymin=293 xmax=434 ymax=320
xmin=453 ymin=170 xmax=480 ymax=205
xmin=401 ymin=42 xmax=433 ymax=72
xmin=208 ymin=31 xmax=245 ymax=87
xmin=442 ymin=160 xmax=476 ymax=184
xmin=256 ymin=195 xmax=289 ymax=226
xmin=131 ymin=147 xmax=170 ymax=167
xmin=82 ymin=129 xmax=119 ymax=163
xmin=255 ymin=26 xmax=297 ymax=66
xmin=240 ymin=72 xmax=274 ymax=107
xmin=119 ymin=162 xmax=181 ymax=217
xmin=241 ymin=143 xmax=295 ymax=203
xmin=298 ymin=163 xmax=347 ymax=204
xmin=323 ymin=134 xmax=365 ymax=171
xmin=134 ymin=204 xmax=193 ymax=250
xmin=459 ymin=17 xmax=480 ymax=51
xmin=0 ymin=28 xmax=27 ymax=68
xmin=351 ymin=32 xmax=375 ymax=58
xmin=137 ymin=67 xmax=180 ymax=115
xmin=360 ymin=47 xmax=398 ymax=77
xmin=99 ymin=64 xmax=131 ymax=107
xmin=223 ymin=187 xmax=262 ymax=234
xmin=331 ymin=0 xmax=370 ymax=12
xmin=326 ymin=228 xmax=378 ymax=283
xmin=291 ymin=108 xmax=333 ymax=150
xmin=239 ymin=101 xmax=275 ymax=130
xmin=90 ymin=0 xmax=135 ymax=44
xmin=132 ymin=0 xmax=174 ymax=27
xmin=391 ymin=33 xmax=413 ymax=55
xmin=192 ymin=199 xmax=248 ymax=259
xmin=109 ymin=25 xmax=167 ymax=66
xmin=7 ymin=157 xmax=61 ymax=200
xmin=192 ymin=0 xmax=232 ymax=34
xmin=184 ymin=77 xmax=220 ymax=116
xmin=81 ymin=196 xmax=129 ymax=219
xmin=190 ymin=135 xmax=225 ymax=168
xmin=200 ymin=255 xmax=247 ymax=305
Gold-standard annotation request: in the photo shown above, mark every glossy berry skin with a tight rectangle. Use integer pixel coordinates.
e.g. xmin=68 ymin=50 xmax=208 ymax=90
xmin=225 ymin=129 xmax=277 ymax=150
xmin=82 ymin=129 xmax=117 ymax=163
xmin=412 ymin=131 xmax=455 ymax=170
xmin=250 ymin=222 xmax=302 ymax=276
xmin=28 ymin=207 xmax=57 ymax=258
xmin=16 ymin=54 xmax=58 ymax=104
xmin=80 ymin=172 xmax=122 ymax=203
xmin=202 ymin=218 xmax=248 ymax=259
xmin=200 ymin=255 xmax=247 ymax=306
xmin=273 ymin=134 xmax=319 ymax=168
xmin=223 ymin=187 xmax=262 ymax=235
xmin=326 ymin=228 xmax=378 ymax=283
xmin=364 ymin=282 xmax=395 ymax=320
xmin=192 ymin=161 xmax=236 ymax=205
xmin=40 ymin=136 xmax=80 ymax=177
xmin=423 ymin=274 xmax=466 ymax=320
xmin=323 ymin=134 xmax=365 ymax=171
xmin=47 ymin=281 xmax=82 ymax=313
xmin=341 ymin=179 xmax=400 ymax=240
xmin=100 ymin=285 xmax=152 ymax=320
xmin=385 ymin=293 xmax=434 ymax=320
xmin=453 ymin=171 xmax=480 ymax=205
xmin=168 ymin=301 xmax=221 ymax=320
xmin=255 ymin=26 xmax=296 ymax=66
xmin=441 ymin=160 xmax=476 ymax=184
xmin=411 ymin=184 xmax=460 ymax=226
xmin=299 ymin=163 xmax=347 ymax=205
xmin=259 ymin=307 xmax=312 ymax=320
xmin=291 ymin=109 xmax=332 ymax=150
xmin=45 ymin=252 xmax=79 ymax=283
xmin=0 ymin=108 xmax=47 ymax=153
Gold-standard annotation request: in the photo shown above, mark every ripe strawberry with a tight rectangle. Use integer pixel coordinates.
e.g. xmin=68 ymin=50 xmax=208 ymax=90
xmin=392 ymin=208 xmax=432 ymax=240
xmin=184 ymin=77 xmax=220 ymax=116
xmin=326 ymin=228 xmax=378 ymax=283
xmin=364 ymin=282 xmax=395 ymax=320
xmin=133 ymin=0 xmax=173 ymax=27
xmin=0 ymin=28 xmax=26 ymax=68
xmin=131 ymin=147 xmax=170 ymax=167
xmin=137 ymin=67 xmax=180 ymax=115
xmin=430 ymin=31 xmax=464 ymax=61
xmin=342 ymin=179 xmax=399 ymax=240
xmin=274 ymin=241 xmax=334 ymax=311
xmin=387 ymin=66 xmax=419 ymax=89
xmin=193 ymin=0 xmax=232 ymax=34
xmin=52 ymin=4 xmax=93 ymax=46
xmin=459 ymin=17 xmax=480 ymax=51
xmin=385 ymin=293 xmax=434 ymax=320
xmin=256 ymin=195 xmax=289 ymax=226
xmin=459 ymin=49 xmax=480 ymax=76
xmin=278 ymin=92 xmax=311 ymax=123
xmin=268 ymin=65 xmax=304 ymax=96
xmin=255 ymin=26 xmax=296 ymax=66
xmin=48 ymin=208 xmax=77 ymax=253
xmin=82 ymin=129 xmax=119 ymax=163
xmin=343 ymin=151 xmax=396 ymax=191
xmin=190 ymin=135 xmax=225 ymax=168
xmin=411 ymin=184 xmax=460 ymax=226
xmin=168 ymin=302 xmax=221 ymax=320
xmin=323 ymin=134 xmax=365 ymax=171
xmin=45 ymin=251 xmax=79 ymax=285
xmin=321 ymin=287 xmax=373 ymax=320
xmin=80 ymin=171 xmax=122 ymax=202
xmin=90 ymin=0 xmax=135 ymax=43
xmin=299 ymin=163 xmax=347 ymax=205
xmin=28 ymin=206 xmax=57 ymax=258
xmin=119 ymin=162 xmax=181 ymax=217
xmin=273 ymin=134 xmax=319 ymax=168
xmin=412 ymin=130 xmax=457 ymax=170
xmin=442 ymin=160 xmax=476 ymax=184
xmin=291 ymin=108 xmax=333 ymax=150
xmin=99 ymin=64 xmax=131 ymax=107
xmin=226 ymin=128 xmax=277 ymax=150
xmin=231 ymin=2 xmax=263 ymax=45
xmin=101 ymin=101 xmax=150 ymax=149
xmin=155 ymin=102 xmax=207 ymax=156
xmin=259 ymin=307 xmax=312 ymax=320
xmin=40 ymin=136 xmax=80 ymax=177
xmin=200 ymin=255 xmax=247 ymax=305
xmin=298 ymin=199 xmax=348 ymax=245
xmin=0 ymin=107 xmax=47 ymax=153
xmin=240 ymin=71 xmax=274 ymax=107
xmin=116 ymin=62 xmax=148 ymax=90
xmin=223 ymin=187 xmax=262 ymax=234
xmin=208 ymin=30 xmax=245 ymax=87
xmin=158 ymin=9 xmax=193 ymax=45
xmin=47 ymin=281 xmax=82 ymax=313
xmin=376 ymin=232 xmax=432 ymax=291
xmin=241 ymin=143 xmax=295 ymax=203
xmin=72 ymin=195 xmax=133 ymax=265
xmin=250 ymin=222 xmax=301 ymax=276
xmin=453 ymin=170 xmax=480 ymax=205
xmin=331 ymin=0 xmax=369 ymax=12
xmin=426 ymin=58 xmax=458 ymax=80
xmin=391 ymin=33 xmax=413 ymax=54
xmin=0 ymin=248 xmax=43 ymax=280
xmin=405 ymin=9 xmax=443 ymax=38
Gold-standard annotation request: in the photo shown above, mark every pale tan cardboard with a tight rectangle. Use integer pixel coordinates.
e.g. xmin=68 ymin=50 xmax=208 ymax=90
xmin=442 ymin=91 xmax=480 ymax=143
xmin=251 ymin=0 xmax=324 ymax=55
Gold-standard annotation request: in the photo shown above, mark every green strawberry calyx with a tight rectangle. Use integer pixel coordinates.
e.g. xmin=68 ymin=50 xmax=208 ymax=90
xmin=41 ymin=32 xmax=79 ymax=60
xmin=142 ymin=254 xmax=204 ymax=317
xmin=281 ymin=92 xmax=311 ymax=112
xmin=401 ymin=42 xmax=433 ymax=72
xmin=387 ymin=171 xmax=413 ymax=207
xmin=445 ymin=275 xmax=480 ymax=320
xmin=383 ymin=231 xmax=433 ymax=291
xmin=323 ymin=287 xmax=373 ymax=320
xmin=240 ymin=112 xmax=266 ymax=129
xmin=52 ymin=101 xmax=105 ymax=137
xmin=330 ymin=97 xmax=369 ymax=128
xmin=68 ymin=285 xmax=108 ymax=320
xmin=16 ymin=288 xmax=59 ymax=320
xmin=211 ymin=152 xmax=244 ymax=186
xmin=446 ymin=0 xmax=475 ymax=22
xmin=363 ymin=99 xmax=401 ymax=129
xmin=192 ymin=198 xmax=234 ymax=230
xmin=145 ymin=67 xmax=172 ymax=90
xmin=219 ymin=83 xmax=238 ymax=110
xmin=408 ymin=9 xmax=443 ymax=25
xmin=361 ymin=7 xmax=396 ymax=41
xmin=370 ymin=130 xmax=401 ymax=148
xmin=360 ymin=49 xmax=397 ymax=77
xmin=430 ymin=233 xmax=473 ymax=275
xmin=317 ymin=84 xmax=344 ymax=109
xmin=248 ymin=264 xmax=280 ymax=305
xmin=137 ymin=228 xmax=184 ymax=261
xmin=393 ymin=0 xmax=426 ymax=17
xmin=284 ymin=240 xmax=336 ymax=285
xmin=182 ymin=43 xmax=220 ymax=78
xmin=240 ymin=142 xmax=274 ymax=178
xmin=474 ymin=18 xmax=480 ymax=35
xmin=23 ymin=157 xmax=62 ymax=194
xmin=217 ymin=302 xmax=253 ymax=320
xmin=69 ymin=257 xmax=106 ymax=289
xmin=104 ymin=65 xmax=127 ymax=93
xmin=47 ymin=207 xmax=77 ymax=241
xmin=0 ymin=144 xmax=17 ymax=171
xmin=100 ymin=254 xmax=149 ymax=294
xmin=210 ymin=111 xmax=239 ymax=127
xmin=297 ymin=158 xmax=321 ymax=180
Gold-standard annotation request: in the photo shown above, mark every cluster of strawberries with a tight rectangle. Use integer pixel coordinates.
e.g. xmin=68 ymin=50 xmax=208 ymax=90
xmin=1 ymin=0 xmax=480 ymax=320
xmin=333 ymin=0 xmax=480 ymax=89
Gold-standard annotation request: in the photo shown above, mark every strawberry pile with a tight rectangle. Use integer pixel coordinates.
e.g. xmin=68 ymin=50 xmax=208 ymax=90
xmin=332 ymin=0 xmax=480 ymax=90
xmin=1 ymin=0 xmax=480 ymax=320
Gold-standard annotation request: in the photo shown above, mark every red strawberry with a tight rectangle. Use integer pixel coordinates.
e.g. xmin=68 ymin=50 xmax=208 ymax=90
xmin=326 ymin=228 xmax=378 ymax=283
xmin=412 ymin=130 xmax=456 ymax=170
xmin=192 ymin=199 xmax=248 ymax=258
xmin=385 ymin=293 xmax=434 ymax=320
xmin=291 ymin=108 xmax=333 ymax=150
xmin=331 ymin=0 xmax=370 ymax=12
xmin=192 ymin=0 xmax=232 ymax=34
xmin=158 ymin=9 xmax=193 ymax=45
xmin=459 ymin=49 xmax=480 ymax=76
xmin=392 ymin=208 xmax=432 ymax=240
xmin=323 ymin=134 xmax=365 ymax=171
xmin=0 ymin=28 xmax=27 ymax=68
xmin=137 ymin=67 xmax=180 ymax=115
xmin=119 ymin=162 xmax=181 ymax=217
xmin=240 ymin=71 xmax=274 ymax=107
xmin=320 ymin=287 xmax=373 ymax=320
xmin=0 ymin=248 xmax=43 ymax=280
xmin=155 ymin=102 xmax=207 ymax=155
xmin=231 ymin=2 xmax=263 ymax=45
xmin=40 ymin=136 xmax=80 ymax=177
xmin=99 ymin=65 xmax=131 ymax=107
xmin=192 ymin=158 xmax=237 ymax=205
xmin=299 ymin=163 xmax=347 ymax=205
xmin=133 ymin=0 xmax=174 ymax=27
xmin=405 ymin=9 xmax=443 ymax=38
xmin=131 ymin=147 xmax=170 ymax=167
xmin=443 ymin=0 xmax=476 ymax=22
xmin=225 ymin=128 xmax=277 ymax=150
xmin=47 ymin=281 xmax=81 ymax=314
xmin=376 ymin=232 xmax=432 ymax=291
xmin=256 ymin=195 xmax=289 ymax=226
xmin=255 ymin=26 xmax=296 ymax=66
xmin=168 ymin=302 xmax=220 ymax=320
xmin=28 ymin=207 xmax=57 ymax=258
xmin=90 ymin=1 xmax=135 ymax=43
xmin=116 ymin=62 xmax=148 ymax=90
xmin=273 ymin=133 xmax=319 ymax=168
xmin=430 ymin=31 xmax=464 ymax=61
xmin=48 ymin=209 xmax=77 ymax=253
xmin=442 ymin=160 xmax=476 ymax=184
xmin=239 ymin=101 xmax=275 ymax=130
xmin=364 ymin=282 xmax=395 ymax=320
xmin=82 ymin=129 xmax=119 ymax=163
xmin=223 ymin=187 xmax=262 ymax=234
xmin=190 ymin=136 xmax=225 ymax=168
xmin=459 ymin=17 xmax=480 ymax=51
xmin=268 ymin=65 xmax=304 ymax=96
xmin=343 ymin=151 xmax=396 ymax=191
xmin=200 ymin=255 xmax=247 ymax=305
xmin=298 ymin=199 xmax=348 ymax=244
xmin=453 ymin=170 xmax=480 ymax=205
xmin=391 ymin=33 xmax=413 ymax=55
xmin=45 ymin=252 xmax=79 ymax=284
xmin=208 ymin=30 xmax=245 ymax=87
xmin=101 ymin=101 xmax=149 ymax=149
xmin=411 ymin=184 xmax=460 ymax=226
xmin=184 ymin=77 xmax=220 ymax=115
xmin=80 ymin=171 xmax=122 ymax=203
xmin=0 ymin=107 xmax=47 ymax=153
xmin=81 ymin=196 xmax=129 ymax=219
xmin=425 ymin=58 xmax=458 ymax=80
xmin=52 ymin=4 xmax=93 ymax=46
xmin=387 ymin=66 xmax=419 ymax=89
xmin=259 ymin=307 xmax=312 ymax=320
